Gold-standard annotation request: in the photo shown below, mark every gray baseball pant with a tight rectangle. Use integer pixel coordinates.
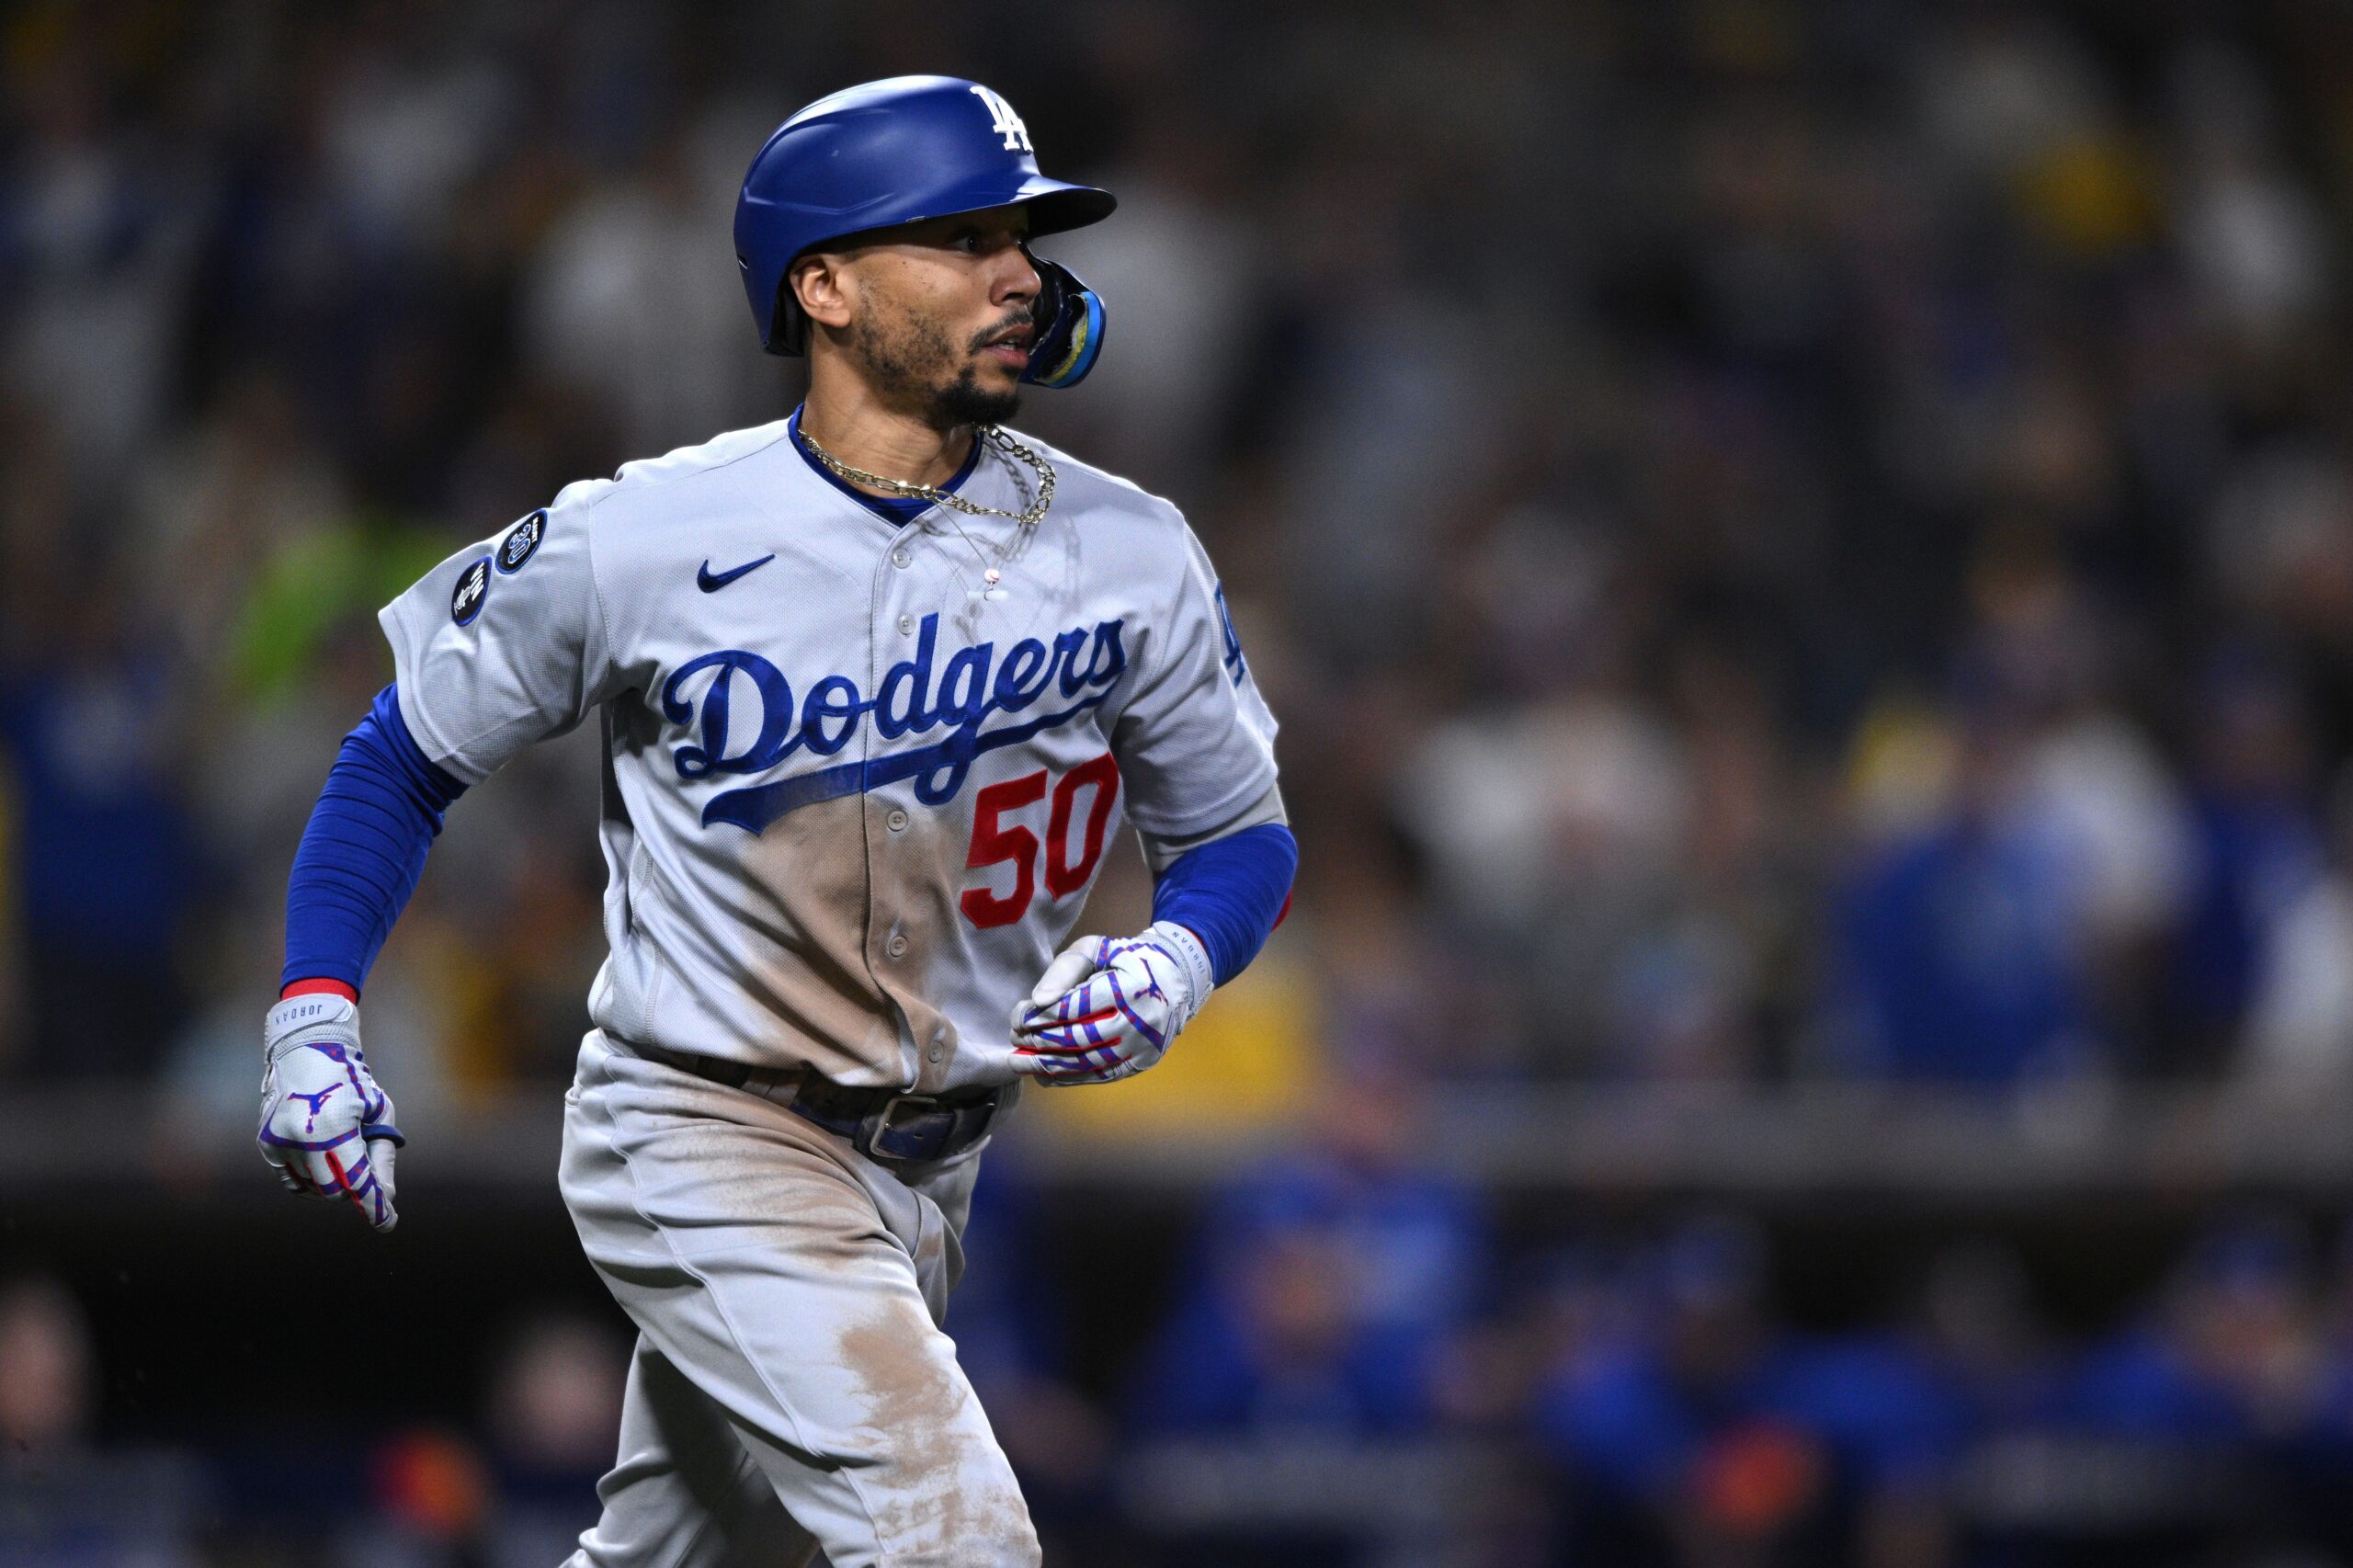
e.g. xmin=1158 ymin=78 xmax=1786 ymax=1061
xmin=556 ymin=1031 xmax=1040 ymax=1567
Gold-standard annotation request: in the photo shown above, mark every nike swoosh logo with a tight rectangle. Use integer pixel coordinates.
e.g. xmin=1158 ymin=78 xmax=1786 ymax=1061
xmin=698 ymin=554 xmax=776 ymax=592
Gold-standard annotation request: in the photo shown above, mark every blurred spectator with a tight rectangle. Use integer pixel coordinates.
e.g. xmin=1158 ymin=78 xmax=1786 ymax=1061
xmin=1535 ymin=1220 xmax=1994 ymax=1568
xmin=353 ymin=1428 xmax=494 ymax=1568
xmin=1127 ymin=1060 xmax=1488 ymax=1439
xmin=0 ymin=1274 xmax=91 ymax=1454
xmin=5 ymin=39 xmax=207 ymax=491
xmin=1534 ymin=1219 xmax=1814 ymax=1566
xmin=1116 ymin=1059 xmax=1488 ymax=1564
xmin=1827 ymin=540 xmax=2193 ymax=1085
xmin=0 ymin=560 xmax=201 ymax=1078
xmin=2241 ymin=763 xmax=2353 ymax=1088
xmin=2164 ymin=653 xmax=2325 ymax=1074
xmin=339 ymin=1310 xmax=627 ymax=1568
xmin=0 ymin=1273 xmax=205 ymax=1567
xmin=522 ymin=123 xmax=776 ymax=457
xmin=478 ymin=1310 xmax=629 ymax=1567
xmin=1829 ymin=722 xmax=2101 ymax=1086
xmin=2029 ymin=1217 xmax=2327 ymax=1561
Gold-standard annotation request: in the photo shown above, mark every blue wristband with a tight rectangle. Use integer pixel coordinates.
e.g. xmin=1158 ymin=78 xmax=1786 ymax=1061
xmin=1149 ymin=823 xmax=1297 ymax=987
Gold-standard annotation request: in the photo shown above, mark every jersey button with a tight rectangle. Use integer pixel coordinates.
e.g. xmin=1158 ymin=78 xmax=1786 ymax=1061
xmin=926 ymin=1041 xmax=945 ymax=1064
xmin=886 ymin=809 xmax=909 ymax=833
xmin=891 ymin=547 xmax=912 ymax=569
xmin=886 ymin=933 xmax=909 ymax=959
xmin=898 ymin=613 xmax=915 ymax=635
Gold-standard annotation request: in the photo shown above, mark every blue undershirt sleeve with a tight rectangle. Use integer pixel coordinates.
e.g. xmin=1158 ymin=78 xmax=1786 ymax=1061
xmin=1150 ymin=823 xmax=1298 ymax=987
xmin=280 ymin=684 xmax=467 ymax=994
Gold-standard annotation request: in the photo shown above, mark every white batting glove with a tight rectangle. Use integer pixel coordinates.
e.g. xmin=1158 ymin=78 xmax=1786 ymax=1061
xmin=1010 ymin=921 xmax=1213 ymax=1085
xmin=257 ymin=993 xmax=403 ymax=1231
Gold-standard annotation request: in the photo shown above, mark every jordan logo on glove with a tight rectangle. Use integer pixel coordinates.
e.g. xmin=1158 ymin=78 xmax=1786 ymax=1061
xmin=285 ymin=1083 xmax=341 ymax=1133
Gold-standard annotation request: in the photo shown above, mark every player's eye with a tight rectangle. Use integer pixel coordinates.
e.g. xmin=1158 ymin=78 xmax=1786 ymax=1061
xmin=949 ymin=229 xmax=983 ymax=253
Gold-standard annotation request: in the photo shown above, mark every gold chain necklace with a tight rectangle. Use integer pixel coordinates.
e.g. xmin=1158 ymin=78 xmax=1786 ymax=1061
xmin=797 ymin=423 xmax=1056 ymax=528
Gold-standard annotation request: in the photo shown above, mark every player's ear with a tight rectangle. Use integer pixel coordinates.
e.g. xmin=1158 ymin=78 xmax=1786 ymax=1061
xmin=790 ymin=253 xmax=857 ymax=337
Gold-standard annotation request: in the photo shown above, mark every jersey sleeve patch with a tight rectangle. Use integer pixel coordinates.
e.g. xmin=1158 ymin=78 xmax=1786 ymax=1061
xmin=450 ymin=557 xmax=492 ymax=625
xmin=495 ymin=509 xmax=547 ymax=574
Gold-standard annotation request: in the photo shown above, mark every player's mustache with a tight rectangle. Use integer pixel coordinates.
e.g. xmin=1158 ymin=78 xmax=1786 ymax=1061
xmin=970 ymin=309 xmax=1036 ymax=352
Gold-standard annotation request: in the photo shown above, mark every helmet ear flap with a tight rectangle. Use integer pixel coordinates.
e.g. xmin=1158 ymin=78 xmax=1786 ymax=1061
xmin=773 ymin=284 xmax=809 ymax=356
xmin=763 ymin=259 xmax=810 ymax=357
xmin=1021 ymin=255 xmax=1107 ymax=389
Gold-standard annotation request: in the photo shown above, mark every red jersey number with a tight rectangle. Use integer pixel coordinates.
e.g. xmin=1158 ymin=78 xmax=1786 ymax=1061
xmin=960 ymin=753 xmax=1120 ymax=928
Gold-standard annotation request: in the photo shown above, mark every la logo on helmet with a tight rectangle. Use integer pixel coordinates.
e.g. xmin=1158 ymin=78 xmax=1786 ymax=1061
xmin=971 ymin=85 xmax=1031 ymax=152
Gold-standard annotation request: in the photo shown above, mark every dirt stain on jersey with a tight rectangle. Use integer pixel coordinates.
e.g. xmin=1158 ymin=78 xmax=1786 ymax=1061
xmin=745 ymin=787 xmax=982 ymax=1094
xmin=736 ymin=793 xmax=902 ymax=1081
xmin=865 ymin=799 xmax=972 ymax=1094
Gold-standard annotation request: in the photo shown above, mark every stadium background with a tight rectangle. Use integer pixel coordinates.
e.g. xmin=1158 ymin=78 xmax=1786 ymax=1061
xmin=10 ymin=1 xmax=2353 ymax=1563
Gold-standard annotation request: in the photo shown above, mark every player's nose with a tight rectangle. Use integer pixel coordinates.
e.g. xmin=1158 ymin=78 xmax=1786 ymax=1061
xmin=988 ymin=240 xmax=1040 ymax=306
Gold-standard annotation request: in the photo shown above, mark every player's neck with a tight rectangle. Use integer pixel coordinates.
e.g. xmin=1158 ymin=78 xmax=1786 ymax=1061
xmin=799 ymin=380 xmax=973 ymax=494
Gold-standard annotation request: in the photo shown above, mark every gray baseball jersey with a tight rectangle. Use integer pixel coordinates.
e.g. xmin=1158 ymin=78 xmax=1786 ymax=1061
xmin=379 ymin=415 xmax=1279 ymax=1095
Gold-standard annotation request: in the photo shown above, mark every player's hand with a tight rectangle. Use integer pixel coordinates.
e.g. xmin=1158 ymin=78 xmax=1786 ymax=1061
xmin=257 ymin=993 xmax=404 ymax=1231
xmin=1010 ymin=921 xmax=1213 ymax=1085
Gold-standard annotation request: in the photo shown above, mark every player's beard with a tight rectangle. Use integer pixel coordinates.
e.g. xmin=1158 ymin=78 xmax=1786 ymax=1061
xmin=848 ymin=296 xmax=1024 ymax=431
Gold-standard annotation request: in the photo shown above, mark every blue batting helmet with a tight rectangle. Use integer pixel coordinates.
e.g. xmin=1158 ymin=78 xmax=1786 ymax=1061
xmin=733 ymin=75 xmax=1116 ymax=386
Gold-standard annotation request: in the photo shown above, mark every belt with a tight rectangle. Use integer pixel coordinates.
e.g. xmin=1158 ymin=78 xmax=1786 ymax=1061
xmin=635 ymin=1045 xmax=1000 ymax=1165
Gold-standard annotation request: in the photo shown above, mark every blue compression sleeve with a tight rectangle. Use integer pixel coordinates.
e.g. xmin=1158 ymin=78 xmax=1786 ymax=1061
xmin=280 ymin=684 xmax=466 ymax=994
xmin=1150 ymin=823 xmax=1298 ymax=986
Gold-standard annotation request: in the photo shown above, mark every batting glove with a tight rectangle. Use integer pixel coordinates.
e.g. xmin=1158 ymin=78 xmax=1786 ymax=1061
xmin=257 ymin=993 xmax=403 ymax=1231
xmin=1010 ymin=921 xmax=1213 ymax=1085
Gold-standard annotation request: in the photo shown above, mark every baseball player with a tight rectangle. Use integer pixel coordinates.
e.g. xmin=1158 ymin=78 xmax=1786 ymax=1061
xmin=256 ymin=75 xmax=1296 ymax=1567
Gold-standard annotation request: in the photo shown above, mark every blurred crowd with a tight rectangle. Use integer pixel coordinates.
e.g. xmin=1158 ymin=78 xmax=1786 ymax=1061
xmin=22 ymin=1076 xmax=2353 ymax=1566
xmin=1029 ymin=1085 xmax=2353 ymax=1568
xmin=15 ymin=0 xmax=2353 ymax=1563
xmin=11 ymin=0 xmax=2353 ymax=1100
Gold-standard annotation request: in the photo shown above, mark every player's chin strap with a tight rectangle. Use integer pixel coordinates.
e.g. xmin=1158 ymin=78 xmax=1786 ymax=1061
xmin=1021 ymin=255 xmax=1107 ymax=389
